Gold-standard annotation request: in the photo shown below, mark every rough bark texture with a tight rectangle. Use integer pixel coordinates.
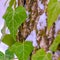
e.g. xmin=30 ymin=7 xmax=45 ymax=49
xmin=17 ymin=0 xmax=50 ymax=50
xmin=16 ymin=0 xmax=60 ymax=60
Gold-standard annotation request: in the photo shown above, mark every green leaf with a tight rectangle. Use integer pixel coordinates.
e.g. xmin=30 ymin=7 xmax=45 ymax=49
xmin=0 ymin=51 xmax=14 ymax=60
xmin=0 ymin=51 xmax=4 ymax=60
xmin=5 ymin=49 xmax=14 ymax=60
xmin=32 ymin=49 xmax=46 ymax=60
xmin=9 ymin=0 xmax=16 ymax=7
xmin=9 ymin=41 xmax=33 ymax=60
xmin=44 ymin=53 xmax=52 ymax=60
xmin=32 ymin=49 xmax=52 ymax=60
xmin=2 ymin=34 xmax=15 ymax=46
xmin=49 ymin=34 xmax=60 ymax=52
xmin=58 ymin=57 xmax=60 ymax=60
xmin=3 ymin=6 xmax=27 ymax=40
xmin=47 ymin=0 xmax=60 ymax=29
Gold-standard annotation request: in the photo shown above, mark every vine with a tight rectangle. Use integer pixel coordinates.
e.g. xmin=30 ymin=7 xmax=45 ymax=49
xmin=0 ymin=0 xmax=60 ymax=60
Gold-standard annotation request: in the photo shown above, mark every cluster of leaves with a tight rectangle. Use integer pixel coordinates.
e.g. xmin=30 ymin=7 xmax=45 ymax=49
xmin=0 ymin=0 xmax=60 ymax=60
xmin=1 ymin=0 xmax=34 ymax=60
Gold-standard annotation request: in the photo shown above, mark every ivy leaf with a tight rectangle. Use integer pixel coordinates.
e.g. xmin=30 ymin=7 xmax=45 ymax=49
xmin=2 ymin=34 xmax=15 ymax=46
xmin=47 ymin=0 xmax=60 ymax=29
xmin=9 ymin=0 xmax=16 ymax=7
xmin=32 ymin=49 xmax=52 ymax=60
xmin=0 ymin=51 xmax=4 ymax=60
xmin=32 ymin=49 xmax=46 ymax=60
xmin=49 ymin=34 xmax=60 ymax=52
xmin=0 ymin=50 xmax=14 ymax=60
xmin=9 ymin=41 xmax=33 ymax=60
xmin=3 ymin=6 xmax=27 ymax=40
xmin=5 ymin=49 xmax=14 ymax=60
xmin=43 ymin=53 xmax=52 ymax=60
